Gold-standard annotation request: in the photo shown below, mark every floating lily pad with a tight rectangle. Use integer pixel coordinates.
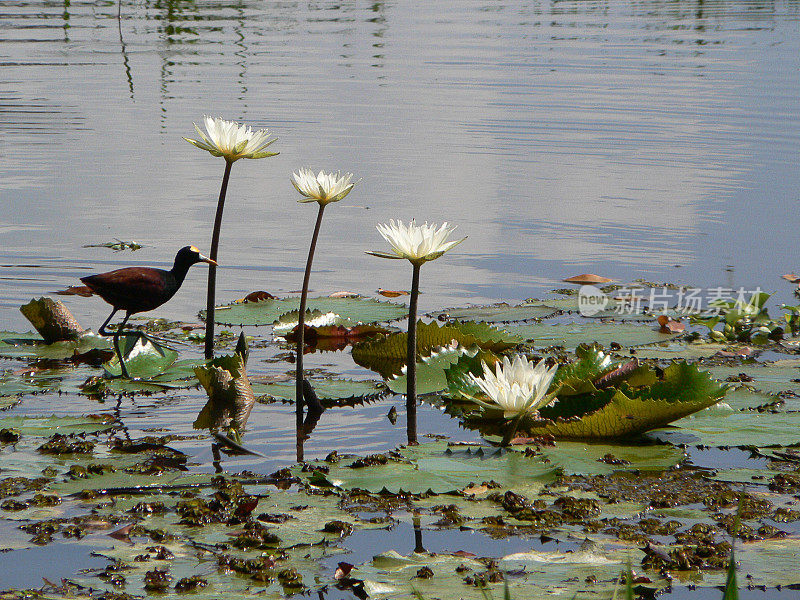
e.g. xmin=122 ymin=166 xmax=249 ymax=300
xmin=534 ymin=440 xmax=686 ymax=476
xmin=387 ymin=346 xmax=489 ymax=396
xmin=430 ymin=302 xmax=560 ymax=323
xmin=508 ymin=321 xmax=679 ymax=349
xmin=0 ymin=331 xmax=110 ymax=360
xmin=251 ymin=377 xmax=386 ymax=404
xmin=102 ymin=335 xmax=179 ymax=379
xmin=296 ymin=441 xmax=557 ymax=495
xmin=355 ymin=546 xmax=630 ymax=600
xmin=0 ymin=371 xmax=61 ymax=397
xmin=0 ymin=414 xmax=117 ymax=437
xmin=650 ymin=401 xmax=800 ymax=448
xmin=212 ymin=296 xmax=408 ymax=326
xmin=352 ymin=321 xmax=520 ymax=378
xmin=705 ymin=361 xmax=800 ymax=396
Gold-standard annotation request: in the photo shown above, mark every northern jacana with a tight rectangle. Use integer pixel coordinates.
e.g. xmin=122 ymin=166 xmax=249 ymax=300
xmin=81 ymin=245 xmax=216 ymax=378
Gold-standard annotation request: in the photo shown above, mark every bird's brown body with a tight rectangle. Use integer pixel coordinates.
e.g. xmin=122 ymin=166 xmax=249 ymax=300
xmin=82 ymin=267 xmax=181 ymax=314
xmin=82 ymin=246 xmax=214 ymax=378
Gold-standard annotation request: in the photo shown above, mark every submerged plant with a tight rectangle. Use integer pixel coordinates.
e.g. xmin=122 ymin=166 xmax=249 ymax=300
xmin=291 ymin=168 xmax=355 ymax=457
xmin=367 ymin=219 xmax=466 ymax=443
xmin=185 ymin=116 xmax=278 ymax=358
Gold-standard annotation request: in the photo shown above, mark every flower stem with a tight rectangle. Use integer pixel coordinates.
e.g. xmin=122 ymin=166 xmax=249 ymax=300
xmin=406 ymin=262 xmax=421 ymax=445
xmin=204 ymin=159 xmax=233 ymax=360
xmin=296 ymin=203 xmax=326 ymax=461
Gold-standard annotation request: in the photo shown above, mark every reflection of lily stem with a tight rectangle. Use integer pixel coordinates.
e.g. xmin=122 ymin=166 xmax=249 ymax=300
xmin=204 ymin=159 xmax=233 ymax=359
xmin=406 ymin=262 xmax=421 ymax=445
xmin=296 ymin=203 xmax=327 ymax=443
xmin=500 ymin=410 xmax=526 ymax=448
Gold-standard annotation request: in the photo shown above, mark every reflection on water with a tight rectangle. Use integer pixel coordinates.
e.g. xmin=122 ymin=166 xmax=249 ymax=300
xmin=1 ymin=2 xmax=799 ymax=335
xmin=0 ymin=0 xmax=799 ymax=441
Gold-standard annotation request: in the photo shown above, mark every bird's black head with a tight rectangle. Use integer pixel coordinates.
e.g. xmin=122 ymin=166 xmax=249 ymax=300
xmin=174 ymin=246 xmax=217 ymax=270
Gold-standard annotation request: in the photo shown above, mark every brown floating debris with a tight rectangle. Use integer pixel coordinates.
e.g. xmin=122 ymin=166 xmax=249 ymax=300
xmin=242 ymin=290 xmax=276 ymax=303
xmin=20 ymin=297 xmax=84 ymax=343
xmin=781 ymin=274 xmax=800 ymax=284
xmin=377 ymin=288 xmax=410 ymax=297
xmin=657 ymin=315 xmax=686 ymax=334
xmin=561 ymin=274 xmax=613 ymax=284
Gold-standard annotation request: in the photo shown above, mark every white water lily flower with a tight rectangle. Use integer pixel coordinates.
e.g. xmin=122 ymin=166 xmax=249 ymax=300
xmin=291 ymin=168 xmax=355 ymax=205
xmin=366 ymin=219 xmax=466 ymax=265
xmin=184 ymin=116 xmax=277 ymax=162
xmin=469 ymin=355 xmax=558 ymax=419
xmin=597 ymin=350 xmax=612 ymax=370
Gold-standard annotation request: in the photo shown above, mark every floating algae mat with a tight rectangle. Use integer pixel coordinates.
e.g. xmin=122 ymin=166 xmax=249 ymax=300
xmin=3 ymin=297 xmax=800 ymax=599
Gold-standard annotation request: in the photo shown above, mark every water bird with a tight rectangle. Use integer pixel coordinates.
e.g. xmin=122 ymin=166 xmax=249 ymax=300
xmin=81 ymin=245 xmax=216 ymax=378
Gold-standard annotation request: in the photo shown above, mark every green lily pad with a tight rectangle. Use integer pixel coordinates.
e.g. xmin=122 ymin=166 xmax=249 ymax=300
xmin=446 ymin=356 xmax=727 ymax=440
xmin=296 ymin=441 xmax=557 ymax=495
xmin=212 ymin=296 xmax=408 ymax=326
xmin=430 ymin=302 xmax=560 ymax=323
xmin=0 ymin=371 xmax=62 ymax=397
xmin=534 ymin=441 xmax=686 ymax=475
xmin=0 ymin=414 xmax=117 ymax=437
xmin=355 ymin=546 xmax=631 ymax=600
xmin=102 ymin=335 xmax=179 ymax=379
xmin=0 ymin=331 xmax=110 ymax=360
xmin=705 ymin=361 xmax=800 ymax=396
xmin=650 ymin=400 xmax=800 ymax=448
xmin=251 ymin=377 xmax=387 ymax=404
xmin=352 ymin=321 xmax=520 ymax=378
xmin=508 ymin=321 xmax=678 ymax=349
xmin=387 ymin=346 xmax=497 ymax=395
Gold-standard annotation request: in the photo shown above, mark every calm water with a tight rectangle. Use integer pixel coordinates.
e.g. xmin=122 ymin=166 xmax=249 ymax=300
xmin=1 ymin=0 xmax=799 ymax=333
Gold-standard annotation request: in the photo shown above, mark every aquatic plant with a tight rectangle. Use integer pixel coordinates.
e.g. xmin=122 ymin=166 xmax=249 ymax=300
xmin=467 ymin=355 xmax=558 ymax=419
xmin=290 ymin=169 xmax=355 ymax=458
xmin=185 ymin=116 xmax=278 ymax=358
xmin=367 ymin=220 xmax=466 ymax=443
xmin=445 ymin=345 xmax=728 ymax=440
xmin=690 ymin=291 xmax=784 ymax=344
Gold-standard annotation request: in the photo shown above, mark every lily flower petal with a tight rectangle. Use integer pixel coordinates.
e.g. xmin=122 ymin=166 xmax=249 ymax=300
xmin=291 ymin=168 xmax=356 ymax=205
xmin=185 ymin=116 xmax=278 ymax=162
xmin=468 ymin=355 xmax=558 ymax=419
xmin=368 ymin=219 xmax=466 ymax=265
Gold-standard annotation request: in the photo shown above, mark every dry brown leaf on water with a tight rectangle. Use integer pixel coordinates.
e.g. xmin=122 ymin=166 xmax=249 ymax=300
xmin=55 ymin=285 xmax=94 ymax=297
xmin=377 ymin=288 xmax=410 ymax=297
xmin=461 ymin=483 xmax=490 ymax=496
xmin=328 ymin=291 xmax=360 ymax=298
xmin=657 ymin=315 xmax=686 ymax=333
xmin=242 ymin=291 xmax=276 ymax=303
xmin=781 ymin=274 xmax=800 ymax=284
xmin=335 ymin=562 xmax=354 ymax=580
xmin=562 ymin=273 xmax=613 ymax=284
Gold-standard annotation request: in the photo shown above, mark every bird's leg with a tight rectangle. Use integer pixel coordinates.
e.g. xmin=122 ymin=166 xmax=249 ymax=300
xmin=98 ymin=308 xmax=119 ymax=337
xmin=113 ymin=313 xmax=133 ymax=379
